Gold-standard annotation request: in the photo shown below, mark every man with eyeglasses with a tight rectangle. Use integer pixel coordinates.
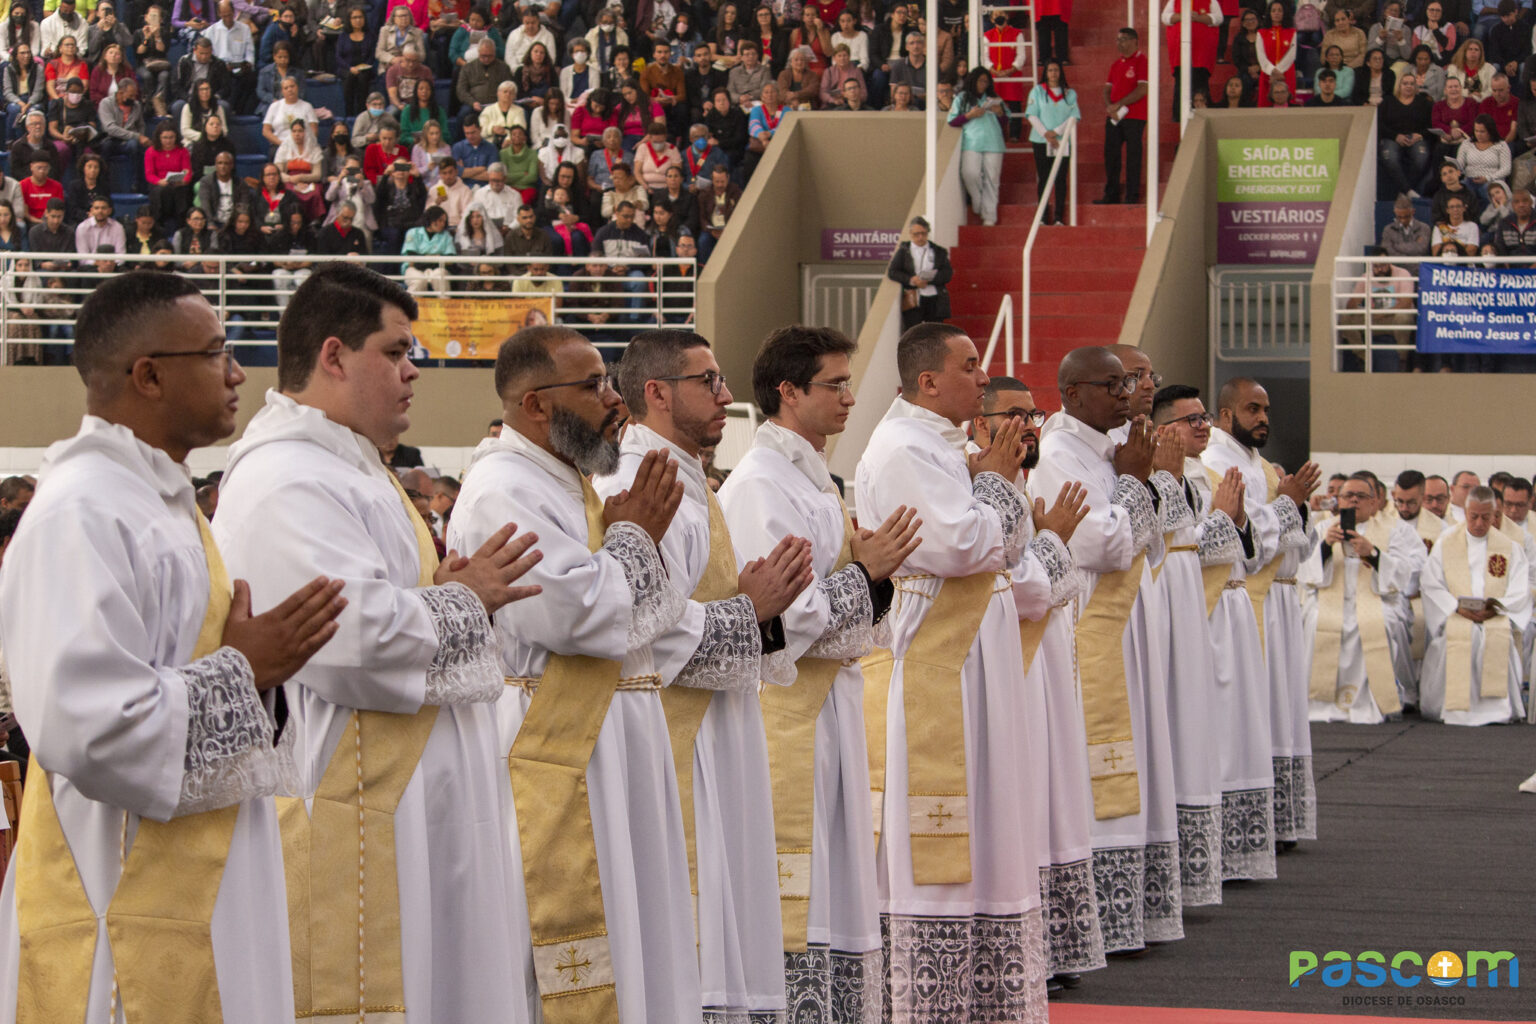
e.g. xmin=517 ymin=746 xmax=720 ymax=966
xmin=1493 ymin=476 xmax=1536 ymax=690
xmin=1152 ymin=383 xmax=1278 ymax=885
xmin=970 ymin=376 xmax=1104 ymax=987
xmin=1203 ymin=377 xmax=1321 ymax=849
xmin=598 ymin=329 xmax=814 ymax=1024
xmin=0 ymin=272 xmax=347 ymax=1024
xmin=1031 ymin=344 xmax=1187 ymax=956
xmin=1390 ymin=469 xmax=1445 ymax=711
xmin=1423 ymin=474 xmax=1452 ymax=520
xmin=1448 ymin=469 xmax=1480 ymax=523
xmin=214 ymin=264 xmax=546 ymax=1022
xmin=717 ymin=325 xmax=922 ymax=1017
xmin=855 ymin=323 xmax=1049 ymax=1023
xmin=1420 ymin=485 xmax=1532 ymax=726
xmin=449 ymin=324 xmax=707 ymax=1023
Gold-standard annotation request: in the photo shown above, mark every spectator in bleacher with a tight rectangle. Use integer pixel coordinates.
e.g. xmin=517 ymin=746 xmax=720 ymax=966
xmin=1432 ymin=72 xmax=1474 ymax=160
xmin=1431 ymin=158 xmax=1483 ymax=218
xmin=665 ymin=10 xmax=702 ymax=62
xmin=684 ymin=40 xmax=727 ymax=121
xmin=448 ymin=7 xmax=499 ymax=71
xmin=1413 ymin=2 xmax=1458 ymax=66
xmin=400 ymin=205 xmax=454 ymax=294
xmin=44 ymin=33 xmax=85 ymax=101
xmin=189 ymin=109 xmax=234 ymax=178
xmin=614 ymin=77 xmax=663 ymax=144
xmin=458 ymin=37 xmax=512 ymax=113
xmin=217 ymin=208 xmax=269 ymax=340
xmin=1317 ymin=44 xmax=1355 ymax=99
xmin=0 ymin=3 xmax=38 ymax=65
xmin=125 ymin=203 xmax=165 ymax=253
xmin=466 ymin=158 xmax=516 ymax=227
xmin=62 ymin=148 xmax=102 ymax=220
xmin=1449 ymin=37 xmax=1494 ymax=100
xmin=777 ymin=44 xmax=819 ymax=107
xmin=363 ymin=120 xmax=406 ymax=180
xmin=274 ymin=115 xmax=324 ymax=215
xmin=174 ymin=35 xmax=231 ymax=105
xmin=1162 ymin=0 xmax=1221 ymax=115
xmin=180 ymin=78 xmax=228 ymax=146
xmin=542 ymin=183 xmax=591 ymax=257
xmin=425 ymin=154 xmax=470 ymax=225
xmin=1322 ymin=6 xmax=1367 ymax=67
xmin=1479 ymin=176 xmax=1512 ymax=231
xmin=253 ymin=159 xmax=300 ymax=238
xmin=1409 ymin=44 xmax=1446 ymax=101
xmin=1367 ymin=2 xmax=1413 ymax=67
xmin=558 ymin=38 xmax=596 ymax=106
xmin=727 ymin=40 xmax=770 ymax=102
xmin=829 ymin=8 xmax=867 ymax=69
xmin=1379 ymin=71 xmax=1434 ymax=197
xmin=1486 ymin=0 xmax=1529 ymax=78
xmin=384 ymin=41 xmax=430 ymax=110
xmin=323 ymin=153 xmax=374 ymax=231
xmin=454 ymin=204 xmax=501 ymax=255
xmin=258 ymin=5 xmax=302 ymax=68
xmin=1256 ymin=1 xmax=1296 ymax=106
xmin=96 ymin=72 xmax=149 ymax=175
xmin=600 ymin=159 xmax=647 ymax=221
xmin=529 ymin=89 xmax=568 ymax=147
xmin=694 ymin=161 xmax=737 ymax=261
xmin=448 ymin=114 xmax=494 ymax=181
xmin=204 ymin=1 xmax=254 ymax=113
xmin=172 ymin=202 xmax=214 ymax=252
xmin=1484 ymin=184 xmax=1536 ymax=254
xmin=1309 ymin=66 xmax=1349 ymax=104
xmin=653 ymin=160 xmax=699 ymax=231
xmin=261 ymin=76 xmax=316 ymax=148
xmin=89 ymin=36 xmax=136 ymax=101
xmin=585 ymin=123 xmax=625 ymax=187
xmin=889 ymin=30 xmax=934 ymax=108
xmin=634 ymin=117 xmax=681 ymax=188
xmin=568 ymin=85 xmax=616 ymax=151
xmin=398 ymin=75 xmax=445 ymax=144
xmin=335 ymin=6 xmax=377 ymax=116
xmin=1355 ymin=44 xmax=1395 ymax=105
xmin=10 ymin=110 xmax=60 ymax=184
xmin=194 ymin=148 xmax=249 ymax=226
xmin=710 ymin=2 xmax=747 ymax=66
xmin=257 ymin=40 xmax=308 ymax=111
xmin=505 ymin=6 xmax=553 ymax=66
xmin=85 ymin=3 xmax=130 ymax=64
xmin=1231 ymin=8 xmax=1262 ymax=95
xmin=503 ymin=200 xmax=552 ymax=254
xmin=1217 ymin=73 xmax=1252 ymax=107
xmin=353 ymin=92 xmax=393 ymax=148
xmin=376 ymin=3 xmax=423 ymax=68
xmin=535 ymin=121 xmax=575 ymax=180
xmin=1458 ymin=110 xmax=1512 ymax=200
xmin=481 ymin=78 xmax=529 ymax=148
xmin=3 ymin=43 xmax=43 ymax=140
xmin=267 ymin=205 xmax=314 ymax=306
xmin=1432 ymin=191 xmax=1481 ymax=252
xmin=1342 ymin=247 xmax=1414 ymax=371
xmin=48 ymin=77 xmax=97 ymax=165
xmin=374 ymin=156 xmax=424 ymax=251
xmin=1025 ymin=59 xmax=1077 ymax=226
xmin=1381 ymin=192 xmax=1433 ymax=254
xmin=818 ymin=42 xmax=863 ymax=107
xmin=171 ymin=0 xmax=214 ymax=42
xmin=791 ymin=5 xmax=830 ymax=71
xmin=1481 ymin=70 xmax=1520 ymax=146
xmin=516 ymin=42 xmax=558 ymax=111
xmin=1099 ymin=26 xmax=1148 ymax=205
xmin=751 ymin=5 xmax=790 ymax=77
xmin=74 ymin=194 xmax=124 ymax=251
xmin=410 ymin=117 xmax=450 ymax=183
xmin=641 ymin=40 xmax=687 ymax=133
xmin=308 ymin=0 xmax=348 ymax=73
xmin=133 ymin=7 xmax=172 ymax=115
xmin=647 ymin=197 xmax=680 ymax=255
xmin=498 ymin=119 xmax=539 ymax=196
xmin=870 ymin=4 xmax=910 ymax=99
xmin=832 ymin=75 xmax=869 ymax=108
xmin=1267 ymin=76 xmax=1298 ymax=105
xmin=39 ymin=0 xmax=83 ymax=61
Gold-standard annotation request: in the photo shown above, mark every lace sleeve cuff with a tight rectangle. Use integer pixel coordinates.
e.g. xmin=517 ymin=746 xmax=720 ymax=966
xmin=1028 ymin=530 xmax=1081 ymax=607
xmin=673 ymin=593 xmax=764 ymax=692
xmin=804 ymin=564 xmax=877 ymax=661
xmin=417 ymin=581 xmax=502 ymax=705
xmin=972 ymin=471 xmax=1027 ymax=553
xmin=1197 ymin=510 xmax=1243 ymax=566
xmin=1272 ymin=495 xmax=1310 ymax=554
xmin=1151 ymin=471 xmax=1194 ymax=531
xmin=176 ymin=646 xmax=299 ymax=817
xmin=1112 ymin=474 xmax=1157 ymax=551
xmin=603 ymin=520 xmax=686 ymax=649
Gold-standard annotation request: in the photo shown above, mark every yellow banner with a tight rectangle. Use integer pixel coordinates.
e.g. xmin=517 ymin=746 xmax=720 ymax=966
xmin=414 ymin=296 xmax=555 ymax=360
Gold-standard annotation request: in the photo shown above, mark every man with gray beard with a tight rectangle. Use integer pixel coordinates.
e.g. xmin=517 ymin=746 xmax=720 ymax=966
xmin=449 ymin=325 xmax=708 ymax=1023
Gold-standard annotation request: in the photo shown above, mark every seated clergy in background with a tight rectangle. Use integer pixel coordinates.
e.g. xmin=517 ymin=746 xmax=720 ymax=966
xmin=1300 ymin=472 xmax=1424 ymax=723
xmin=1391 ymin=469 xmax=1445 ymax=708
xmin=1494 ymin=476 xmax=1536 ymax=681
xmin=1420 ymin=485 xmax=1532 ymax=724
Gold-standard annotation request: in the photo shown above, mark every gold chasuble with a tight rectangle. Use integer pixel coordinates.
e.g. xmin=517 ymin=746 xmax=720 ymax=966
xmin=16 ymin=513 xmax=239 ymax=1024
xmin=659 ymin=488 xmax=738 ymax=906
xmin=1439 ymin=524 xmax=1515 ymax=713
xmin=508 ymin=476 xmax=623 ymax=1020
xmin=1247 ymin=459 xmax=1284 ymax=655
xmin=760 ymin=503 xmax=855 ymax=950
xmin=1307 ymin=515 xmax=1401 ymax=716
xmin=1074 ymin=554 xmax=1145 ymax=821
xmin=282 ymin=476 xmax=442 ymax=1023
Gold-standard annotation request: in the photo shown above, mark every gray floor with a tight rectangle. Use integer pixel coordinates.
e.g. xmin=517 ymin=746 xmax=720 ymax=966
xmin=1052 ymin=719 xmax=1536 ymax=1020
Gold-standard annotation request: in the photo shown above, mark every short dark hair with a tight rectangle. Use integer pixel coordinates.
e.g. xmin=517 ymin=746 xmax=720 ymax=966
xmin=1452 ymin=469 xmax=1479 ymax=485
xmin=0 ymin=476 xmax=33 ymax=504
xmin=1151 ymin=383 xmax=1201 ymax=422
xmin=1489 ymin=469 xmax=1513 ymax=489
xmin=617 ymin=329 xmax=711 ymax=418
xmin=493 ymin=324 xmax=574 ymax=397
xmin=752 ymin=324 xmax=857 ymax=416
xmin=1395 ymin=469 xmax=1426 ymax=490
xmin=896 ymin=321 xmax=966 ymax=392
xmin=982 ymin=375 xmax=1029 ymax=404
xmin=1118 ymin=26 xmax=1138 ymax=40
xmin=1315 ymin=68 xmax=1335 ymax=82
xmin=277 ymin=263 xmax=417 ymax=391
xmin=74 ymin=271 xmax=203 ymax=384
xmin=1426 ymin=474 xmax=1448 ymax=487
xmin=1503 ymin=476 xmax=1532 ymax=498
xmin=1329 ymin=472 xmax=1349 ymax=483
xmin=0 ymin=508 xmax=21 ymax=548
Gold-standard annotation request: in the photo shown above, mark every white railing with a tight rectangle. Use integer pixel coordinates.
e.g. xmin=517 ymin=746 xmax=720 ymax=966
xmin=1208 ymin=265 xmax=1311 ymax=385
xmin=800 ymin=267 xmax=885 ymax=340
xmin=1020 ymin=119 xmax=1077 ymax=368
xmin=0 ymin=252 xmax=696 ymax=360
xmin=979 ymin=293 xmax=1015 ymax=375
xmin=972 ymin=0 xmax=1038 ymax=151
xmin=1147 ymin=0 xmax=1159 ymax=245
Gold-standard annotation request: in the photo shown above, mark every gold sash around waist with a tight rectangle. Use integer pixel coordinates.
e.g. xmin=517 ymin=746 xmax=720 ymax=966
xmin=507 ymin=673 xmax=663 ymax=693
xmin=1440 ymin=523 xmax=1514 ymax=713
xmin=16 ymin=512 xmax=239 ymax=1024
xmin=1075 ymin=554 xmax=1145 ymax=821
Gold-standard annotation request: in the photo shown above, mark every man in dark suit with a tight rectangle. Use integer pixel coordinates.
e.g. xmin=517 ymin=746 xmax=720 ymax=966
xmin=694 ymin=164 xmax=741 ymax=264
xmin=886 ymin=216 xmax=953 ymax=330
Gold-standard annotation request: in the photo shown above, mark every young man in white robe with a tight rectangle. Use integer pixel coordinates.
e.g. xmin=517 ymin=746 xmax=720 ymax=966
xmin=1030 ymin=345 xmax=1186 ymax=954
xmin=856 ymin=322 xmax=1050 ymax=1024
xmin=968 ymin=377 xmax=1101 ymax=985
xmin=1203 ymin=378 xmax=1321 ymax=848
xmin=213 ymin=264 xmax=545 ymax=1024
xmin=1153 ymin=385 xmax=1277 ymax=884
xmin=1421 ymin=486 xmax=1532 ymax=725
xmin=0 ymin=272 xmax=347 ymax=1024
xmin=598 ymin=328 xmax=815 ymax=1024
xmin=1390 ymin=470 xmax=1446 ymax=708
xmin=1494 ymin=478 xmax=1536 ymax=685
xmin=447 ymin=325 xmax=705 ymax=1024
xmin=1447 ymin=470 xmax=1480 ymax=524
xmin=717 ymin=324 xmax=921 ymax=1022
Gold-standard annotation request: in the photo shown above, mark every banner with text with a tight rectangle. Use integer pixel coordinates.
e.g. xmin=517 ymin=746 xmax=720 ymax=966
xmin=821 ymin=228 xmax=902 ymax=261
xmin=413 ymin=295 xmax=555 ymax=359
xmin=1216 ymin=139 xmax=1338 ymax=264
xmin=1415 ymin=264 xmax=1536 ymax=353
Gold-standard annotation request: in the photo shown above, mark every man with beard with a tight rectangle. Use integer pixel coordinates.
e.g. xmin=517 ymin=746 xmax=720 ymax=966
xmin=1203 ymin=377 xmax=1321 ymax=850
xmin=1152 ymin=384 xmax=1277 ymax=885
xmin=1424 ymin=475 xmax=1452 ymax=520
xmin=1030 ymin=345 xmax=1186 ymax=955
xmin=448 ymin=325 xmax=705 ymax=1023
xmin=717 ymin=325 xmax=921 ymax=1022
xmin=1392 ymin=469 xmax=1445 ymax=707
xmin=855 ymin=324 xmax=1050 ymax=1024
xmin=597 ymin=329 xmax=814 ymax=1024
xmin=969 ymin=376 xmax=1102 ymax=988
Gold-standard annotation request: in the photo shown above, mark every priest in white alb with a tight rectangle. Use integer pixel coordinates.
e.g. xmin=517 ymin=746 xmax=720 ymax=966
xmin=448 ymin=325 xmax=703 ymax=1023
xmin=717 ymin=325 xmax=922 ymax=1022
xmin=1421 ymin=486 xmax=1532 ymax=725
xmin=1494 ymin=478 xmax=1536 ymax=686
xmin=213 ymin=265 xmax=544 ymax=1023
xmin=598 ymin=329 xmax=814 ymax=1024
xmin=856 ymin=323 xmax=1049 ymax=1023
xmin=0 ymin=273 xmax=345 ymax=1024
xmin=1390 ymin=470 xmax=1445 ymax=708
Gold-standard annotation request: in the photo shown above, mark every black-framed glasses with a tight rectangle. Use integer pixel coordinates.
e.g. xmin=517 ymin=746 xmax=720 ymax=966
xmin=1164 ymin=411 xmax=1213 ymax=428
xmin=1129 ymin=370 xmax=1164 ymax=388
xmin=806 ymin=379 xmax=853 ymax=396
xmin=529 ymin=373 xmax=616 ymax=395
xmin=979 ymin=408 xmax=1046 ymax=427
xmin=127 ymin=343 xmax=233 ymax=374
xmin=655 ymin=370 xmax=727 ymax=396
xmin=1069 ymin=375 xmax=1138 ymax=397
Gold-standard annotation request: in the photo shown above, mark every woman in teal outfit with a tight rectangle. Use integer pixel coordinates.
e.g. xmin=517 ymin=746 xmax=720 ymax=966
xmin=949 ymin=66 xmax=1007 ymax=226
xmin=1024 ymin=60 xmax=1080 ymax=225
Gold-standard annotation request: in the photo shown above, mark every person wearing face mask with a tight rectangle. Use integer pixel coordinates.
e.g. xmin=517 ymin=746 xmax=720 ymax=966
xmin=535 ymin=123 xmax=575 ymax=180
xmin=47 ymin=77 xmax=96 ymax=167
xmin=632 ymin=118 xmax=681 ymax=190
xmin=352 ymin=91 xmax=394 ymax=148
xmin=583 ymin=6 xmax=628 ymax=75
xmin=558 ymin=38 xmax=595 ymax=104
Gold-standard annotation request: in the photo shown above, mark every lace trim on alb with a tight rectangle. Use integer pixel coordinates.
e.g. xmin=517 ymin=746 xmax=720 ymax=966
xmin=177 ymin=647 xmax=299 ymax=816
xmin=783 ymin=945 xmax=883 ymax=1024
xmin=675 ymin=593 xmax=764 ymax=692
xmin=1273 ymin=495 xmax=1311 ymax=555
xmin=602 ymin=520 xmax=685 ymax=649
xmin=1176 ymin=804 xmax=1223 ymax=908
xmin=972 ymin=470 xmax=1027 ymax=554
xmin=416 ymin=581 xmax=503 ymax=704
xmin=1040 ymin=858 xmax=1106 ymax=975
xmin=1026 ymin=529 xmax=1080 ymax=608
xmin=1152 ymin=470 xmax=1195 ymax=532
xmin=1112 ymin=474 xmax=1157 ymax=552
xmin=804 ymin=564 xmax=877 ymax=661
xmin=1197 ymin=509 xmax=1244 ymax=566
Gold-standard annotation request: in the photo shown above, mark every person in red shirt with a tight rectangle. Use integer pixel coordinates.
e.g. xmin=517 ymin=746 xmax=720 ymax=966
xmin=984 ymin=10 xmax=1025 ymax=139
xmin=363 ymin=122 xmax=406 ymax=182
xmin=1480 ymin=71 xmax=1520 ymax=149
xmin=1098 ymin=26 xmax=1148 ymax=205
xmin=18 ymin=155 xmax=62 ymax=222
xmin=1035 ymin=0 xmax=1071 ymax=66
xmin=1162 ymin=0 xmax=1222 ymax=116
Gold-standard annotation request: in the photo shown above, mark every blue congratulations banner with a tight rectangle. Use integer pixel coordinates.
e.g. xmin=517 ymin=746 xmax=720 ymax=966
xmin=1416 ymin=264 xmax=1536 ymax=353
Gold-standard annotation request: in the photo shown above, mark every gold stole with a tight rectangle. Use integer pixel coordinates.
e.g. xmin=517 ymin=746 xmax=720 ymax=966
xmin=282 ymin=473 xmax=442 ymax=1023
xmin=658 ymin=487 xmax=738 ymax=909
xmin=1408 ymin=513 xmax=1444 ymax=660
xmin=1439 ymin=524 xmax=1514 ymax=713
xmin=1307 ymin=515 xmax=1401 ymax=715
xmin=509 ymin=478 xmax=622 ymax=1020
xmin=760 ymin=502 xmax=854 ymax=951
xmin=1075 ymin=553 xmax=1145 ymax=821
xmin=1247 ymin=459 xmax=1284 ymax=655
xmin=1201 ymin=469 xmax=1240 ymax=619
xmin=16 ymin=513 xmax=240 ymax=1024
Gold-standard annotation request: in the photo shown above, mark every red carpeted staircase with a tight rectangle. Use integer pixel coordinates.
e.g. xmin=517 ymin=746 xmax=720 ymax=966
xmin=947 ymin=4 xmax=1183 ymax=409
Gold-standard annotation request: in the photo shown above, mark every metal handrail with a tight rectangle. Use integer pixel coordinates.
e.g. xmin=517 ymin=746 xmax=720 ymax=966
xmin=980 ymin=293 xmax=1015 ymax=375
xmin=1020 ymin=119 xmax=1077 ymax=368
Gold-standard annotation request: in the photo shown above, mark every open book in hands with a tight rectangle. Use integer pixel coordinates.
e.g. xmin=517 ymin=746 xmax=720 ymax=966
xmin=1457 ymin=596 xmax=1507 ymax=614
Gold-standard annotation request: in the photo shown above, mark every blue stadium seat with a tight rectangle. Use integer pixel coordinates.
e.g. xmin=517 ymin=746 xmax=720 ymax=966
xmin=111 ymin=192 xmax=149 ymax=216
xmin=308 ymin=79 xmax=344 ymax=118
xmin=230 ymin=114 xmax=267 ymax=155
xmin=316 ymin=118 xmax=335 ymax=147
xmin=168 ymin=39 xmax=188 ymax=68
xmin=234 ymin=153 xmax=267 ymax=181
xmin=433 ymin=78 xmax=451 ymax=111
xmin=0 ymin=152 xmax=9 ymax=178
xmin=106 ymin=154 xmax=139 ymax=193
